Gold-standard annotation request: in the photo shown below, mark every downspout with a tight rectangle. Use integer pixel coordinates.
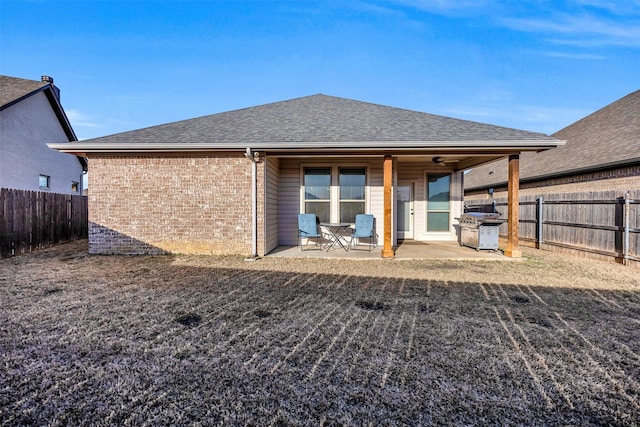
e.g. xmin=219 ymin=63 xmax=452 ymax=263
xmin=244 ymin=148 xmax=259 ymax=260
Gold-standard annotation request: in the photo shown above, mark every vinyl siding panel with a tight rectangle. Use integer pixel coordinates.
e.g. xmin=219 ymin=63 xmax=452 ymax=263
xmin=278 ymin=157 xmax=386 ymax=246
xmin=278 ymin=159 xmax=302 ymax=246
xmin=368 ymin=160 xmax=384 ymax=246
xmin=0 ymin=92 xmax=83 ymax=194
xmin=264 ymin=156 xmax=280 ymax=254
xmin=451 ymin=170 xmax=464 ymax=237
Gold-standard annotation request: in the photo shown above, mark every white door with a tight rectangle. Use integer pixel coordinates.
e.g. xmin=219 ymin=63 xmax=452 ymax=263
xmin=397 ymin=185 xmax=414 ymax=240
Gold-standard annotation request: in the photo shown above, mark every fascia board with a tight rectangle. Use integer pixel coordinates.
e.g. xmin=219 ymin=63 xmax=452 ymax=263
xmin=48 ymin=139 xmax=565 ymax=154
xmin=43 ymin=88 xmax=78 ymax=142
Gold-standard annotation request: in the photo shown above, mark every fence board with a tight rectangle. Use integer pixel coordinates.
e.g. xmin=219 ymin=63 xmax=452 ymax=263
xmin=0 ymin=188 xmax=88 ymax=258
xmin=465 ymin=189 xmax=640 ymax=265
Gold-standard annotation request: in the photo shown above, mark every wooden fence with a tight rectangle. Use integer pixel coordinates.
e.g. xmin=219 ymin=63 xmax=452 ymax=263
xmin=0 ymin=188 xmax=88 ymax=258
xmin=465 ymin=190 xmax=640 ymax=265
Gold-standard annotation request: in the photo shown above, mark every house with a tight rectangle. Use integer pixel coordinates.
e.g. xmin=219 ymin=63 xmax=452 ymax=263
xmin=0 ymin=75 xmax=87 ymax=194
xmin=49 ymin=94 xmax=563 ymax=257
xmin=464 ymin=90 xmax=640 ymax=200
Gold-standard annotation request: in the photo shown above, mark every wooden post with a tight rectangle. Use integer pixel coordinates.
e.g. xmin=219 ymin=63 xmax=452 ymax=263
xmin=381 ymin=155 xmax=395 ymax=258
xmin=536 ymin=196 xmax=543 ymax=249
xmin=505 ymin=154 xmax=522 ymax=258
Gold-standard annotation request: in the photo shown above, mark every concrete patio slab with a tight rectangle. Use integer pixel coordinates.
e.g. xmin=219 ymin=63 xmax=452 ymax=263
xmin=266 ymin=240 xmax=516 ymax=261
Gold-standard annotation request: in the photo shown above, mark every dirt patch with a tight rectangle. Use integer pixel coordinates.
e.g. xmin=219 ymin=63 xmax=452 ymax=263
xmin=1 ymin=240 xmax=639 ymax=425
xmin=355 ymin=300 xmax=387 ymax=311
xmin=511 ymin=295 xmax=530 ymax=304
xmin=253 ymin=309 xmax=273 ymax=318
xmin=174 ymin=312 xmax=202 ymax=327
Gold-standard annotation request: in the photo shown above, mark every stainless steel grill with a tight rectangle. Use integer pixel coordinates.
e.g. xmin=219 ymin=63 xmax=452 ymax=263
xmin=459 ymin=212 xmax=506 ymax=251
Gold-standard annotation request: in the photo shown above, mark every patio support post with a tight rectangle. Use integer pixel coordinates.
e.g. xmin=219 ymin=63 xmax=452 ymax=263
xmin=505 ymin=154 xmax=522 ymax=258
xmin=382 ymin=155 xmax=395 ymax=258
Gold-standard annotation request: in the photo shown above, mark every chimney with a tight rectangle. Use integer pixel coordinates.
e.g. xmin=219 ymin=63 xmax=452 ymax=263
xmin=41 ymin=75 xmax=60 ymax=100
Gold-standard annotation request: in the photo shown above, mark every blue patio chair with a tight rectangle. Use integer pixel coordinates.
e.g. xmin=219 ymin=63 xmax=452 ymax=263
xmin=349 ymin=214 xmax=375 ymax=251
xmin=298 ymin=214 xmax=322 ymax=251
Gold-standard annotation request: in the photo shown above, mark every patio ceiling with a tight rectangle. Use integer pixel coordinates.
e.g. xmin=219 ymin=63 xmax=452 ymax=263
xmin=266 ymin=152 xmax=516 ymax=172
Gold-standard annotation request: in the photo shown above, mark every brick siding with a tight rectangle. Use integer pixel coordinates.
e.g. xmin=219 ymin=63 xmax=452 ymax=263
xmin=89 ymin=154 xmax=262 ymax=255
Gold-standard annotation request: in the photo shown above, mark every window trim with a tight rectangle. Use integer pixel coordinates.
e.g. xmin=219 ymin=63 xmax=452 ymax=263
xmin=425 ymin=172 xmax=452 ymax=232
xmin=300 ymin=164 xmax=369 ymax=224
xmin=303 ymin=167 xmax=331 ymax=223
xmin=338 ymin=167 xmax=367 ymax=223
xmin=39 ymin=174 xmax=51 ymax=190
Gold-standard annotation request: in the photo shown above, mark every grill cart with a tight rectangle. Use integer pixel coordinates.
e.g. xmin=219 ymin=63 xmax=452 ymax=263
xmin=458 ymin=212 xmax=506 ymax=251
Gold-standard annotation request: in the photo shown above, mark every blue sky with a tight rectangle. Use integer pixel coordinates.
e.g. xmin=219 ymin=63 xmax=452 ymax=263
xmin=1 ymin=0 xmax=639 ymax=140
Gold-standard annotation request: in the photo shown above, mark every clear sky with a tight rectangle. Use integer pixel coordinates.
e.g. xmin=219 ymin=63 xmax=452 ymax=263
xmin=1 ymin=0 xmax=638 ymax=140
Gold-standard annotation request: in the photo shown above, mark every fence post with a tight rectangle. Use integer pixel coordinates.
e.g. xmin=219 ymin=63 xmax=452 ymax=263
xmin=624 ymin=192 xmax=630 ymax=266
xmin=536 ymin=196 xmax=543 ymax=249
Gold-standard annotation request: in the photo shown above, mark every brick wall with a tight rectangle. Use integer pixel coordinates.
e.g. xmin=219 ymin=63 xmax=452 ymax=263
xmin=89 ymin=154 xmax=260 ymax=255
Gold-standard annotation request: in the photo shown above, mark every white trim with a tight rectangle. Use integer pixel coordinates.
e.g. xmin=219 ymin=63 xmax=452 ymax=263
xmin=48 ymin=139 xmax=566 ymax=153
xmin=300 ymin=163 xmax=369 ymax=224
xmin=425 ymin=172 xmax=453 ymax=233
xmin=397 ymin=183 xmax=415 ymax=240
xmin=38 ymin=174 xmax=51 ymax=190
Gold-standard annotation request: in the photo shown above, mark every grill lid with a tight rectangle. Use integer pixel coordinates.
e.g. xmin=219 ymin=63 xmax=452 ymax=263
xmin=459 ymin=212 xmax=505 ymax=226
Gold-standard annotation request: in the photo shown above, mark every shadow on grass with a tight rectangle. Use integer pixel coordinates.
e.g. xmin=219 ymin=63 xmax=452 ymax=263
xmin=1 ymin=248 xmax=639 ymax=426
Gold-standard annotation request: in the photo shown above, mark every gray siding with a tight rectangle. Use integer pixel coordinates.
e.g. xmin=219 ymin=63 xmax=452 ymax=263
xmin=278 ymin=159 xmax=303 ymax=246
xmin=264 ymin=156 xmax=280 ymax=254
xmin=0 ymin=92 xmax=83 ymax=194
xmin=278 ymin=157 xmax=386 ymax=246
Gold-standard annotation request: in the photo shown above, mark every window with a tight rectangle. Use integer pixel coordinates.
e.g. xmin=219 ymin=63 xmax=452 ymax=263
xmin=339 ymin=167 xmax=366 ymax=223
xmin=304 ymin=168 xmax=331 ymax=223
xmin=426 ymin=173 xmax=450 ymax=231
xmin=71 ymin=182 xmax=79 ymax=193
xmin=303 ymin=166 xmax=367 ymax=223
xmin=39 ymin=175 xmax=50 ymax=190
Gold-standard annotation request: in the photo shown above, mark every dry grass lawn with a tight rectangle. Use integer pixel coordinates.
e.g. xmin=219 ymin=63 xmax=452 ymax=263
xmin=1 ymin=240 xmax=639 ymax=426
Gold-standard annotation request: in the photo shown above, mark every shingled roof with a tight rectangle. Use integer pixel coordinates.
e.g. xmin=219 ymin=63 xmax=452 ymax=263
xmin=0 ymin=75 xmax=50 ymax=109
xmin=464 ymin=90 xmax=640 ymax=191
xmin=60 ymin=94 xmax=558 ymax=145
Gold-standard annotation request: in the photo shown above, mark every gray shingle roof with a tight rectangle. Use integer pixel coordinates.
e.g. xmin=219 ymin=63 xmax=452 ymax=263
xmin=80 ymin=94 xmax=558 ymax=145
xmin=464 ymin=90 xmax=640 ymax=190
xmin=0 ymin=75 xmax=49 ymax=108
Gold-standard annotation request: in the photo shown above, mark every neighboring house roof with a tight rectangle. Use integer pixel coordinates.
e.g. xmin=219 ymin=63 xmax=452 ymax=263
xmin=49 ymin=95 xmax=562 ymax=169
xmin=464 ymin=90 xmax=640 ymax=191
xmin=0 ymin=75 xmax=87 ymax=170
xmin=0 ymin=76 xmax=49 ymax=107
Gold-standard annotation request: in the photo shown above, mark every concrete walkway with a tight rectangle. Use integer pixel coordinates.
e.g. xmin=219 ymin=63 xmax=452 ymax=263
xmin=266 ymin=240 xmax=515 ymax=261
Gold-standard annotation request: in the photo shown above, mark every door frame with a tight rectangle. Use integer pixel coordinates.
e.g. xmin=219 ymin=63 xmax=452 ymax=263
xmin=397 ymin=183 xmax=414 ymax=240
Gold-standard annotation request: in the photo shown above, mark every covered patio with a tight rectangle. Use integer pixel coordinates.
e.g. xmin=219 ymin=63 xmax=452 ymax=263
xmin=264 ymin=151 xmax=546 ymax=260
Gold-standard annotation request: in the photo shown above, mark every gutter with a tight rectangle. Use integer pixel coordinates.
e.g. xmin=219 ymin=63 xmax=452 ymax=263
xmin=244 ymin=148 xmax=260 ymax=261
xmin=48 ymin=139 xmax=565 ymax=155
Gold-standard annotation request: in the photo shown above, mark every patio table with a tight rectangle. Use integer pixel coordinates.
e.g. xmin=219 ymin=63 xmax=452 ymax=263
xmin=320 ymin=223 xmax=351 ymax=251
